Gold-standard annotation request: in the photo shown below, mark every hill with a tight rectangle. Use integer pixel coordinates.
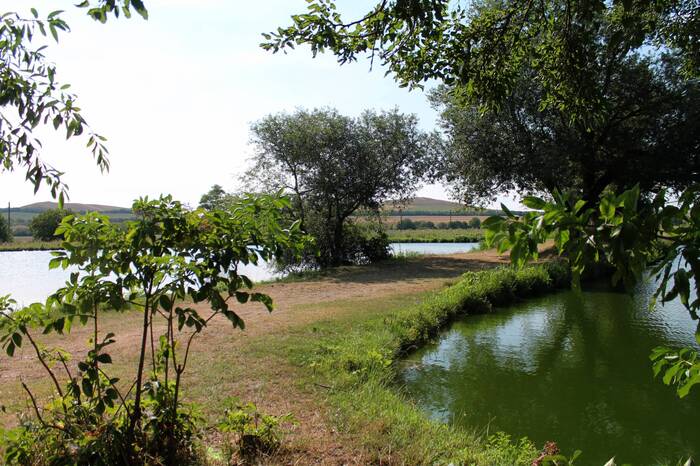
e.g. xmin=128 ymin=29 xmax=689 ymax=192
xmin=6 ymin=202 xmax=134 ymax=235
xmin=14 ymin=202 xmax=131 ymax=214
xmin=381 ymin=197 xmax=506 ymax=216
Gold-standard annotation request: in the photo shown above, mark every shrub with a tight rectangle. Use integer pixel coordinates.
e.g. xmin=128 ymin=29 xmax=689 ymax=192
xmin=0 ymin=195 xmax=305 ymax=464
xmin=276 ymin=218 xmax=390 ymax=270
xmin=218 ymin=398 xmax=295 ymax=462
xmin=0 ymin=215 xmax=11 ymax=242
xmin=28 ymin=209 xmax=71 ymax=241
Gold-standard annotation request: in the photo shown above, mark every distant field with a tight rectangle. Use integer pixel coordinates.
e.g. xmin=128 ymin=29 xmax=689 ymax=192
xmin=387 ymin=228 xmax=484 ymax=243
xmin=383 ymin=196 xmax=463 ymax=212
xmin=382 ymin=215 xmax=489 ymax=225
xmin=0 ymin=239 xmax=62 ymax=251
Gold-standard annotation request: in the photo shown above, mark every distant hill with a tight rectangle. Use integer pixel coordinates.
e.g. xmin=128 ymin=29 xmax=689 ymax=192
xmin=7 ymin=202 xmax=134 ymax=234
xmin=381 ymin=197 xmax=509 ymax=216
xmin=385 ymin=197 xmax=463 ymax=212
xmin=15 ymin=202 xmax=131 ymax=214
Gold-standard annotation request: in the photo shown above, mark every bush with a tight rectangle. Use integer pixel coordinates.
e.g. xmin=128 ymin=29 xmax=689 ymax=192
xmin=28 ymin=209 xmax=71 ymax=241
xmin=396 ymin=218 xmax=417 ymax=230
xmin=468 ymin=217 xmax=481 ymax=228
xmin=0 ymin=195 xmax=305 ymax=465
xmin=218 ymin=398 xmax=295 ymax=462
xmin=0 ymin=215 xmax=11 ymax=242
xmin=276 ymin=218 xmax=390 ymax=271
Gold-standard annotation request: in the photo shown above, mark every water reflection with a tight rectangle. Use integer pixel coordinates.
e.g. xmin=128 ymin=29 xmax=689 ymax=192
xmin=400 ymin=283 xmax=700 ymax=465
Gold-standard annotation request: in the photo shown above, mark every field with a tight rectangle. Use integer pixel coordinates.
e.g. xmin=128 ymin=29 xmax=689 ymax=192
xmin=382 ymin=214 xmax=489 ymax=225
xmin=0 ymin=239 xmax=62 ymax=251
xmin=387 ymin=228 xmax=485 ymax=242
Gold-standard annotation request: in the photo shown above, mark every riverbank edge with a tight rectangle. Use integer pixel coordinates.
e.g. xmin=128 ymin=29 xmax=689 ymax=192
xmin=0 ymin=241 xmax=62 ymax=252
xmin=289 ymin=261 xmax=571 ymax=464
xmin=387 ymin=236 xmax=483 ymax=243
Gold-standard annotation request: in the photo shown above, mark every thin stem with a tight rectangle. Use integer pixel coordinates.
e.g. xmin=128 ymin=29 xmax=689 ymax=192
xmin=21 ymin=381 xmax=66 ymax=432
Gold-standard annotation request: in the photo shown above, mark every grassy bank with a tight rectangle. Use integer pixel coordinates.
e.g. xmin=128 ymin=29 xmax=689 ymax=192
xmin=257 ymin=262 xmax=571 ymax=464
xmin=0 ymin=240 xmax=62 ymax=251
xmin=387 ymin=228 xmax=484 ymax=243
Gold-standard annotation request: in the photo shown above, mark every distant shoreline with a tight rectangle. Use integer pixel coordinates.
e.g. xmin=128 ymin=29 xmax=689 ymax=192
xmin=0 ymin=241 xmax=63 ymax=252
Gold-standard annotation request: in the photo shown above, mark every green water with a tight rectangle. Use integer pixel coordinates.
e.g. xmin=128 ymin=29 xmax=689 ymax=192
xmin=399 ymin=282 xmax=700 ymax=465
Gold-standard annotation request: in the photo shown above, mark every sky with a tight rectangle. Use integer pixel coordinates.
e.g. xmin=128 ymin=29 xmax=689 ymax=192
xmin=1 ymin=1 xmax=521 ymax=209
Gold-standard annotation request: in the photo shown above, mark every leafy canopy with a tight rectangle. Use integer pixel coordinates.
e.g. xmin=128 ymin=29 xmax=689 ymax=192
xmin=431 ymin=52 xmax=700 ymax=204
xmin=263 ymin=0 xmax=699 ymax=122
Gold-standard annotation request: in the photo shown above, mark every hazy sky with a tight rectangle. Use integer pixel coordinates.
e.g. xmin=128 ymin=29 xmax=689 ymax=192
xmin=1 ymin=1 xmax=519 ymax=209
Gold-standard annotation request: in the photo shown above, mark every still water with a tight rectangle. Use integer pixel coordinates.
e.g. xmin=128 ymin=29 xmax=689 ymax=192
xmin=0 ymin=243 xmax=479 ymax=305
xmin=399 ymin=282 xmax=700 ymax=465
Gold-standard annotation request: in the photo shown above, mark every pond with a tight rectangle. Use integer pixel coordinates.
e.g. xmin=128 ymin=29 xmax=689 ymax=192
xmin=0 ymin=242 xmax=479 ymax=305
xmin=399 ymin=281 xmax=700 ymax=465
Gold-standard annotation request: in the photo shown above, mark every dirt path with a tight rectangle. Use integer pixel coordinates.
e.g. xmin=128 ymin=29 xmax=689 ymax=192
xmin=0 ymin=251 xmax=511 ymax=464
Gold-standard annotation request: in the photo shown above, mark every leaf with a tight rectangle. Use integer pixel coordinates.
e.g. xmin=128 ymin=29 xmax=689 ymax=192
xmin=96 ymin=353 xmax=112 ymax=364
xmin=521 ymin=196 xmax=546 ymax=210
xmin=82 ymin=378 xmax=93 ymax=397
xmin=159 ymin=294 xmax=172 ymax=311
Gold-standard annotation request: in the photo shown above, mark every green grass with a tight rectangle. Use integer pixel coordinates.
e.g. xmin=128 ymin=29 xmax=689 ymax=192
xmin=245 ymin=262 xmax=571 ymax=464
xmin=0 ymin=240 xmax=62 ymax=251
xmin=387 ymin=228 xmax=485 ymax=243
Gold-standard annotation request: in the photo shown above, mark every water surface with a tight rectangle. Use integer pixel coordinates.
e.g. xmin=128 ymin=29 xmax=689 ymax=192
xmin=1 ymin=242 xmax=479 ymax=305
xmin=390 ymin=242 xmax=479 ymax=255
xmin=400 ymin=282 xmax=700 ymax=465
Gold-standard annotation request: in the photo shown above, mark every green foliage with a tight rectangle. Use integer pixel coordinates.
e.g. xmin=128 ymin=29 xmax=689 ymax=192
xmin=386 ymin=228 xmax=483 ymax=243
xmin=76 ymin=0 xmax=149 ymax=22
xmin=218 ymin=397 xmax=295 ymax=461
xmin=0 ymin=194 xmax=306 ymax=464
xmin=264 ymin=1 xmax=699 ymax=121
xmin=199 ymin=184 xmax=235 ymax=210
xmin=0 ymin=215 xmax=11 ymax=242
xmin=245 ymin=107 xmax=436 ymax=267
xmin=484 ymin=185 xmax=700 ymax=398
xmin=1 ymin=8 xmax=108 ymax=203
xmin=0 ymin=2 xmax=145 ymax=203
xmin=431 ymin=52 xmax=700 ymax=205
xmin=28 ymin=208 xmax=71 ymax=241
xmin=394 ymin=218 xmax=482 ymax=230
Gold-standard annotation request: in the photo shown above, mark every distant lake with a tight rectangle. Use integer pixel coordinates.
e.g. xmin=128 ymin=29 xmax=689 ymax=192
xmin=0 ymin=243 xmax=479 ymax=305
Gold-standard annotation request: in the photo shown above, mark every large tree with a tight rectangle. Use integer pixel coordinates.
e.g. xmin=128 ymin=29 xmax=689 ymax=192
xmin=245 ymin=108 xmax=436 ymax=266
xmin=263 ymin=0 xmax=699 ymax=122
xmin=28 ymin=208 xmax=72 ymax=241
xmin=432 ymin=53 xmax=700 ymax=205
